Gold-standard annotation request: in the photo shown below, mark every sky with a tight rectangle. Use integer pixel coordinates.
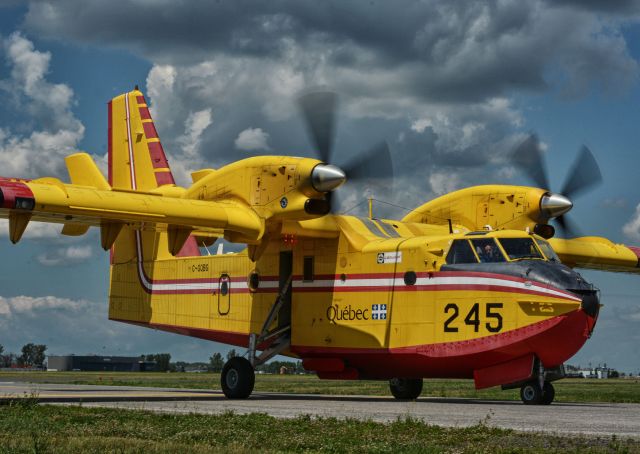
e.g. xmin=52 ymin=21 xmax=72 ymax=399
xmin=0 ymin=0 xmax=640 ymax=372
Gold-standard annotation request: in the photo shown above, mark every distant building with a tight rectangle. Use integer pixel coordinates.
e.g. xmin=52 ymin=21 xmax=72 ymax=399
xmin=47 ymin=355 xmax=156 ymax=372
xmin=577 ymin=367 xmax=613 ymax=379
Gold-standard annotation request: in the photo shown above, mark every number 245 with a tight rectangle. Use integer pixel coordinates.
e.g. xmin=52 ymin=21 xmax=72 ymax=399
xmin=444 ymin=303 xmax=503 ymax=333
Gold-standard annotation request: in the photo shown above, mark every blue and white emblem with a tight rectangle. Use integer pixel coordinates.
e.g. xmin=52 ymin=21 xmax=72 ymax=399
xmin=371 ymin=304 xmax=387 ymax=320
xmin=280 ymin=197 xmax=288 ymax=209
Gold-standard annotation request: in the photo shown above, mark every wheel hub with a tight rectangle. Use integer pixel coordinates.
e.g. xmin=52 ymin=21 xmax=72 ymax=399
xmin=226 ymin=368 xmax=239 ymax=389
xmin=522 ymin=385 xmax=535 ymax=401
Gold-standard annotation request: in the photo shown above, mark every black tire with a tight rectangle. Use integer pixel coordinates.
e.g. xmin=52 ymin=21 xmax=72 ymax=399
xmin=389 ymin=378 xmax=423 ymax=400
xmin=540 ymin=381 xmax=555 ymax=405
xmin=221 ymin=357 xmax=255 ymax=399
xmin=520 ymin=381 xmax=543 ymax=405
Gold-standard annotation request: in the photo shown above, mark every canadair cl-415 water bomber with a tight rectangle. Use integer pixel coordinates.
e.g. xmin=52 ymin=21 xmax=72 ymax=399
xmin=1 ymin=89 xmax=638 ymax=404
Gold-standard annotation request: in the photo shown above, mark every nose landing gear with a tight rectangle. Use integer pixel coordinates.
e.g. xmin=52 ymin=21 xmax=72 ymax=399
xmin=389 ymin=378 xmax=423 ymax=400
xmin=520 ymin=381 xmax=555 ymax=405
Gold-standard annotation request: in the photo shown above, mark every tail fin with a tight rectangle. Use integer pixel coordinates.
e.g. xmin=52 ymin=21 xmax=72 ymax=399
xmin=108 ymin=89 xmax=176 ymax=190
xmin=108 ymin=89 xmax=200 ymax=262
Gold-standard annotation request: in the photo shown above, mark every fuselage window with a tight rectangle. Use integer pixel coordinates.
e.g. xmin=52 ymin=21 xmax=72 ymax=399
xmin=220 ymin=277 xmax=229 ymax=296
xmin=303 ymin=256 xmax=314 ymax=282
xmin=445 ymin=240 xmax=478 ymax=264
xmin=248 ymin=271 xmax=260 ymax=291
xmin=498 ymin=238 xmax=543 ymax=261
xmin=471 ymin=238 xmax=506 ymax=263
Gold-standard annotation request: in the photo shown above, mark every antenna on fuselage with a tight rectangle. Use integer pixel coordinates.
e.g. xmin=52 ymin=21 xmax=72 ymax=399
xmin=448 ymin=219 xmax=453 ymax=234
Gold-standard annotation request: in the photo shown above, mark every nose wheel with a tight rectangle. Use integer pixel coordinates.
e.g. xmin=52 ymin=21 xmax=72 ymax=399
xmin=520 ymin=381 xmax=555 ymax=405
xmin=389 ymin=378 xmax=423 ymax=400
xmin=221 ymin=357 xmax=255 ymax=399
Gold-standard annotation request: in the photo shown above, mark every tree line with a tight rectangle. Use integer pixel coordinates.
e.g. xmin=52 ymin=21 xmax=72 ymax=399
xmin=0 ymin=343 xmax=47 ymax=368
xmin=0 ymin=343 xmax=308 ymax=374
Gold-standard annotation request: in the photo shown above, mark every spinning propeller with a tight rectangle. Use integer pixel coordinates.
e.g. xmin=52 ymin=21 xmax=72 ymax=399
xmin=298 ymin=91 xmax=393 ymax=212
xmin=511 ymin=134 xmax=602 ymax=238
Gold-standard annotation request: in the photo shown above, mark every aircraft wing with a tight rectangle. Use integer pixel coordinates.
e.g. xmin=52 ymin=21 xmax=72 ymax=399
xmin=548 ymin=236 xmax=640 ymax=274
xmin=0 ymin=154 xmax=264 ymax=253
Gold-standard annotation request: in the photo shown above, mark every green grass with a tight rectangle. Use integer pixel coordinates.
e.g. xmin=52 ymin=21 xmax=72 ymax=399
xmin=0 ymin=403 xmax=637 ymax=453
xmin=1 ymin=371 xmax=639 ymax=403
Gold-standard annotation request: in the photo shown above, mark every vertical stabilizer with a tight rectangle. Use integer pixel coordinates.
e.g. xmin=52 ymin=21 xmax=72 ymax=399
xmin=108 ymin=89 xmax=176 ymax=190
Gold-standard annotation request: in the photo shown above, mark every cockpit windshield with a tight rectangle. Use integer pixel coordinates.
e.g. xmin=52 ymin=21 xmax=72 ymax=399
xmin=445 ymin=236 xmax=553 ymax=265
xmin=445 ymin=239 xmax=478 ymax=264
xmin=535 ymin=239 xmax=560 ymax=262
xmin=471 ymin=238 xmax=506 ymax=263
xmin=498 ymin=238 xmax=543 ymax=261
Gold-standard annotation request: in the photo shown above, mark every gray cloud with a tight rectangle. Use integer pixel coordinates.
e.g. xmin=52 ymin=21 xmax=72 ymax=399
xmin=0 ymin=32 xmax=84 ymax=178
xmin=25 ymin=1 xmax=639 ymax=104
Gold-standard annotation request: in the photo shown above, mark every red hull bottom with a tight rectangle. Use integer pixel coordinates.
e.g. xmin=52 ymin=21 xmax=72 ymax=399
xmin=292 ymin=309 xmax=597 ymax=381
xmin=113 ymin=308 xmax=596 ymax=387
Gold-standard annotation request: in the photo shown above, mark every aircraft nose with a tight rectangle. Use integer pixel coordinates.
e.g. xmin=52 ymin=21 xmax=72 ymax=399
xmin=579 ymin=289 xmax=600 ymax=318
xmin=311 ymin=164 xmax=346 ymax=192
xmin=540 ymin=193 xmax=573 ymax=218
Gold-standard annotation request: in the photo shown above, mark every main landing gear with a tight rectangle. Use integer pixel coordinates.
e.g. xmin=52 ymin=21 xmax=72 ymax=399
xmin=389 ymin=378 xmax=423 ymax=400
xmin=220 ymin=274 xmax=293 ymax=399
xmin=221 ymin=357 xmax=255 ymax=399
xmin=520 ymin=381 xmax=555 ymax=405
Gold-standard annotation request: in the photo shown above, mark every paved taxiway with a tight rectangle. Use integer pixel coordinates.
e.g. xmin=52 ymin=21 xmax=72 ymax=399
xmin=2 ymin=381 xmax=639 ymax=438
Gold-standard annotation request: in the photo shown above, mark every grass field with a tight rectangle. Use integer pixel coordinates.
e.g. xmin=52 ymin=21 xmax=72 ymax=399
xmin=0 ymin=402 xmax=638 ymax=453
xmin=1 ymin=371 xmax=639 ymax=403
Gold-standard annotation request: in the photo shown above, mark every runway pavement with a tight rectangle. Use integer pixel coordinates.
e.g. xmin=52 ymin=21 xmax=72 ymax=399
xmin=1 ymin=381 xmax=639 ymax=438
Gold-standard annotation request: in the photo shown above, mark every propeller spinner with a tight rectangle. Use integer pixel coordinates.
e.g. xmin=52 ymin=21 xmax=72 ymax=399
xmin=511 ymin=134 xmax=602 ymax=238
xmin=298 ymin=91 xmax=393 ymax=212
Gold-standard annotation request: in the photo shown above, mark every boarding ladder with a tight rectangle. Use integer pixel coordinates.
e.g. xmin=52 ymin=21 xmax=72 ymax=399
xmin=247 ymin=274 xmax=293 ymax=367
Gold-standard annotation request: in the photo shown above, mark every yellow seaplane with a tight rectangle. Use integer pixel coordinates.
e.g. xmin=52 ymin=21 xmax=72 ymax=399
xmin=1 ymin=89 xmax=638 ymax=404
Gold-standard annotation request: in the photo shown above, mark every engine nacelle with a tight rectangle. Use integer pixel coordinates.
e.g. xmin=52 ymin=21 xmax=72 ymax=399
xmin=185 ymin=156 xmax=341 ymax=224
xmin=402 ymin=185 xmax=552 ymax=233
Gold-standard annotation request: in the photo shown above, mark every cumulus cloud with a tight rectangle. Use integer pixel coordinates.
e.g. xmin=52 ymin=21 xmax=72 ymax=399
xmin=0 ymin=32 xmax=84 ymax=178
xmin=234 ymin=127 xmax=271 ymax=151
xmin=179 ymin=109 xmax=212 ymax=157
xmin=36 ymin=245 xmax=93 ymax=266
xmin=623 ymin=203 xmax=640 ymax=241
xmin=0 ymin=219 xmax=62 ymax=239
xmin=24 ymin=1 xmax=639 ymax=102
xmin=0 ymin=295 xmax=83 ymax=317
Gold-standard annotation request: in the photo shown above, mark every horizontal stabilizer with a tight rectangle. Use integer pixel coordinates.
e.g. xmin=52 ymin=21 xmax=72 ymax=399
xmin=191 ymin=169 xmax=215 ymax=183
xmin=66 ymin=153 xmax=110 ymax=190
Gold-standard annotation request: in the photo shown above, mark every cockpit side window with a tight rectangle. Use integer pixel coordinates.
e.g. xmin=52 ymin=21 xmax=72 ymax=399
xmin=471 ymin=238 xmax=506 ymax=263
xmin=498 ymin=238 xmax=543 ymax=261
xmin=535 ymin=239 xmax=560 ymax=262
xmin=445 ymin=240 xmax=478 ymax=264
